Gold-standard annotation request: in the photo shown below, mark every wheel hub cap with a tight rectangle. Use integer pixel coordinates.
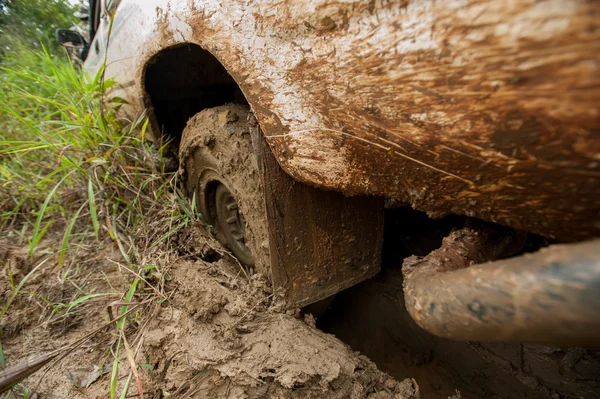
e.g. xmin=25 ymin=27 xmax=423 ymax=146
xmin=215 ymin=184 xmax=254 ymax=266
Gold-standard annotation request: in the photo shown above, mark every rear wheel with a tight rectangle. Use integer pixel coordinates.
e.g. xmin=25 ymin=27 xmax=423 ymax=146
xmin=178 ymin=104 xmax=270 ymax=274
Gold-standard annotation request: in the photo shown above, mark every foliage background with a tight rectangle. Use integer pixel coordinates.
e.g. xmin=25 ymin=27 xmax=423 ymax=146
xmin=0 ymin=0 xmax=75 ymax=65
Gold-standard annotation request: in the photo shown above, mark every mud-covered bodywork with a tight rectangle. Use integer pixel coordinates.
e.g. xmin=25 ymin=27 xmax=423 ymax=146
xmin=87 ymin=0 xmax=600 ymax=241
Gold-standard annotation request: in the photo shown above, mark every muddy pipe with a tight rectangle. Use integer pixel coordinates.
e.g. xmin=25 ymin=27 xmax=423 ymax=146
xmin=402 ymin=227 xmax=600 ymax=346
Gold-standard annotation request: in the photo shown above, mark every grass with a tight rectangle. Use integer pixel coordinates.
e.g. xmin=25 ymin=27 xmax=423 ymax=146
xmin=0 ymin=48 xmax=197 ymax=397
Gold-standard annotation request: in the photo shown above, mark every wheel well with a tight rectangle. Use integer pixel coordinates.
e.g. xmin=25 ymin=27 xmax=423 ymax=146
xmin=143 ymin=43 xmax=247 ymax=149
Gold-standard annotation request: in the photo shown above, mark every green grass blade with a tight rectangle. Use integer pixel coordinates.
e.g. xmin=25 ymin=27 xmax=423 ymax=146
xmin=28 ymin=173 xmax=72 ymax=256
xmin=119 ymin=372 xmax=133 ymax=399
xmin=139 ymin=118 xmax=149 ymax=143
xmin=109 ymin=339 xmax=121 ymax=399
xmin=0 ymin=258 xmax=50 ymax=320
xmin=149 ymin=220 xmax=189 ymax=249
xmin=64 ymin=293 xmax=117 ymax=315
xmin=0 ymin=335 xmax=4 ymax=369
xmin=29 ymin=221 xmax=53 ymax=257
xmin=88 ymin=178 xmax=100 ymax=238
xmin=117 ymin=280 xmax=139 ymax=332
xmin=57 ymin=203 xmax=86 ymax=269
xmin=111 ymin=279 xmax=139 ymax=399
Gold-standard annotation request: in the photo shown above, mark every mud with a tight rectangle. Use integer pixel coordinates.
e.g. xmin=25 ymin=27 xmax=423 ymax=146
xmin=178 ymin=104 xmax=272 ymax=277
xmin=402 ymin=224 xmax=600 ymax=346
xmin=139 ymin=0 xmax=600 ymax=241
xmin=0 ymin=235 xmax=133 ymax=398
xmin=178 ymin=103 xmax=384 ymax=308
xmin=320 ymin=266 xmax=600 ymax=399
xmin=318 ymin=208 xmax=600 ymax=399
xmin=3 ymin=207 xmax=598 ymax=399
xmin=142 ymin=255 xmax=418 ymax=399
xmin=0 ymin=229 xmax=418 ymax=398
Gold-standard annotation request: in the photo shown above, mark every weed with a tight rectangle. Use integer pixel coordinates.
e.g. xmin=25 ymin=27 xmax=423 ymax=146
xmin=0 ymin=48 xmax=190 ymax=397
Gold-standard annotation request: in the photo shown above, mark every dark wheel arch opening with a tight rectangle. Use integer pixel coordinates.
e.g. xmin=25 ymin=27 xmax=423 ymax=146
xmin=143 ymin=43 xmax=247 ymax=151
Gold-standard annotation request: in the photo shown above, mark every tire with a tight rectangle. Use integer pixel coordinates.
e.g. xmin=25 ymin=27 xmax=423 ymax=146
xmin=178 ymin=104 xmax=270 ymax=275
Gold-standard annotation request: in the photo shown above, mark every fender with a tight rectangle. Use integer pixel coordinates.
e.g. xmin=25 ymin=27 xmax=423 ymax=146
xmin=91 ymin=0 xmax=600 ymax=241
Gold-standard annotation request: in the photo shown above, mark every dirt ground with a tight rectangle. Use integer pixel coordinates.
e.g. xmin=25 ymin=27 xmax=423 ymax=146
xmin=3 ymin=209 xmax=599 ymax=399
xmin=0 ymin=224 xmax=420 ymax=399
xmin=318 ymin=209 xmax=600 ymax=399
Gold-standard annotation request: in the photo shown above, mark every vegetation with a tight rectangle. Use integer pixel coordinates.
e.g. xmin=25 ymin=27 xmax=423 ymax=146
xmin=0 ymin=0 xmax=75 ymax=64
xmin=0 ymin=50 xmax=183 ymax=250
xmin=0 ymin=4 xmax=195 ymax=398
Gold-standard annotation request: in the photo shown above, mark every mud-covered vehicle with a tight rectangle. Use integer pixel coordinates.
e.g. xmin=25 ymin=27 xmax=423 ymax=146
xmin=58 ymin=0 xmax=599 ymax=396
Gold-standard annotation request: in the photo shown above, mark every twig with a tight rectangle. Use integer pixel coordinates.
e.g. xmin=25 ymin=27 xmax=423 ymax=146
xmin=1 ymin=304 xmax=141 ymax=394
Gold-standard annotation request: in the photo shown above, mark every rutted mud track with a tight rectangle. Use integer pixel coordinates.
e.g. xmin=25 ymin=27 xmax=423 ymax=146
xmin=141 ymin=255 xmax=417 ymax=398
xmin=3 ymin=209 xmax=599 ymax=398
xmin=0 ymin=226 xmax=418 ymax=398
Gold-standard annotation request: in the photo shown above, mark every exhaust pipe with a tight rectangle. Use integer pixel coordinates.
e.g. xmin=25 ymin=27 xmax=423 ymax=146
xmin=402 ymin=226 xmax=600 ymax=346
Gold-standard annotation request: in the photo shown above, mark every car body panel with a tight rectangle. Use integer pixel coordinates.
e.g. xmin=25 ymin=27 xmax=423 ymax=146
xmin=88 ymin=0 xmax=600 ymax=241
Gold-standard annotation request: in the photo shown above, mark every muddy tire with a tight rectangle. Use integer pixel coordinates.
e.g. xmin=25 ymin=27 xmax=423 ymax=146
xmin=178 ymin=104 xmax=270 ymax=275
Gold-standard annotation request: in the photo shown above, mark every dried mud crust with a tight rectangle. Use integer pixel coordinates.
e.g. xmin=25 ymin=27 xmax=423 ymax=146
xmin=143 ymin=252 xmax=420 ymax=399
xmin=178 ymin=104 xmax=271 ymax=276
xmin=1 ymin=230 xmax=419 ymax=399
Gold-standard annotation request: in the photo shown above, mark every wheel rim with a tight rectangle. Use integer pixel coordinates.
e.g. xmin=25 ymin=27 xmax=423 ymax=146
xmin=214 ymin=183 xmax=254 ymax=267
